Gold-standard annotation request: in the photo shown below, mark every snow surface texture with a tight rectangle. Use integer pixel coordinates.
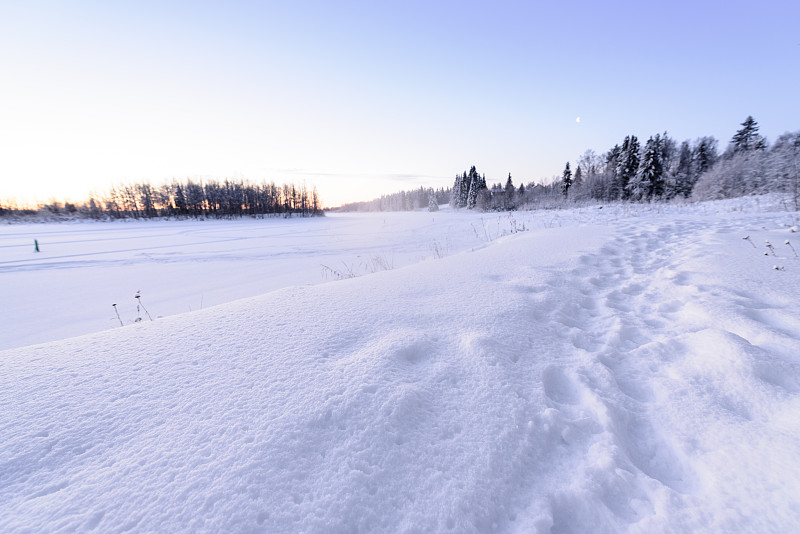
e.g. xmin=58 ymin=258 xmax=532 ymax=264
xmin=2 ymin=197 xmax=800 ymax=533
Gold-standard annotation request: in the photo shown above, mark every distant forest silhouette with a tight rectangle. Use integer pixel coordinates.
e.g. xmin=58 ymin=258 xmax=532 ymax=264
xmin=1 ymin=179 xmax=323 ymax=220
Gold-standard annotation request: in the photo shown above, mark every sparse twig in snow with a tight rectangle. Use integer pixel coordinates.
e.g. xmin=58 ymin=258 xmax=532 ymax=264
xmin=507 ymin=213 xmax=526 ymax=234
xmin=112 ymin=303 xmax=123 ymax=327
xmin=368 ymin=255 xmax=393 ymax=273
xmin=765 ymin=240 xmax=776 ymax=256
xmin=471 ymin=220 xmax=491 ymax=242
xmin=430 ymin=239 xmax=448 ymax=259
xmin=321 ymin=263 xmax=356 ymax=280
xmin=786 ymin=240 xmax=798 ymax=257
xmin=135 ymin=290 xmax=153 ymax=321
xmin=743 ymin=235 xmax=757 ymax=248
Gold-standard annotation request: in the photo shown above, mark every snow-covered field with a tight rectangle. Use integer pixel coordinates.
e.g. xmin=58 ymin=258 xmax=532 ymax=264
xmin=3 ymin=197 xmax=800 ymax=532
xmin=0 ymin=210 xmax=511 ymax=350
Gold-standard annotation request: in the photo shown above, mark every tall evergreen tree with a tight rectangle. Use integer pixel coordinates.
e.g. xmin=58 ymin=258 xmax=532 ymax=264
xmin=461 ymin=169 xmax=474 ymax=207
xmin=634 ymin=134 xmax=665 ymax=200
xmin=604 ymin=145 xmax=622 ymax=200
xmin=451 ymin=173 xmax=466 ymax=208
xmin=173 ymin=183 xmax=187 ymax=215
xmin=693 ymin=137 xmax=718 ymax=177
xmin=674 ymin=140 xmax=694 ymax=198
xmin=450 ymin=166 xmax=484 ymax=209
xmin=561 ymin=162 xmax=572 ymax=197
xmin=428 ymin=190 xmax=439 ymax=212
xmin=467 ymin=173 xmax=479 ymax=209
xmin=731 ymin=116 xmax=767 ymax=154
xmin=504 ymin=173 xmax=515 ymax=193
xmin=616 ymin=136 xmax=640 ymax=199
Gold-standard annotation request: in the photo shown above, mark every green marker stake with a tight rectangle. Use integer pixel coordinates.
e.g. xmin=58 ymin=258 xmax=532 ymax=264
xmin=34 ymin=239 xmax=40 ymax=252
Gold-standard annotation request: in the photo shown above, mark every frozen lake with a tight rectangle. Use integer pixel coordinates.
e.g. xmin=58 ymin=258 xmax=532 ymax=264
xmin=0 ymin=209 xmax=526 ymax=349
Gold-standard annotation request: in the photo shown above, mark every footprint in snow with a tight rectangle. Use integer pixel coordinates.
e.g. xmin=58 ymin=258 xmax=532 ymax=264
xmin=543 ymin=365 xmax=582 ymax=405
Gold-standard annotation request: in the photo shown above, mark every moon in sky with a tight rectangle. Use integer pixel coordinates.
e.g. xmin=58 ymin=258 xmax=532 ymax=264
xmin=576 ymin=116 xmax=581 ymax=123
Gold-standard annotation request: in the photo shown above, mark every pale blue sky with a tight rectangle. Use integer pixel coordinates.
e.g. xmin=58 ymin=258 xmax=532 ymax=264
xmin=1 ymin=0 xmax=798 ymax=206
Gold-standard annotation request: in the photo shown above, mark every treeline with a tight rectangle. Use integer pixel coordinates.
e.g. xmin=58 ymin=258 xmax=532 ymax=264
xmin=449 ymin=165 xmax=581 ymax=211
xmin=334 ymin=116 xmax=800 ymax=214
xmin=693 ymin=128 xmax=799 ymax=208
xmin=555 ymin=134 xmax=719 ymax=204
xmin=559 ymin=116 xmax=799 ymax=209
xmin=0 ymin=179 xmax=324 ymax=221
xmin=451 ymin=117 xmax=799 ymax=211
xmin=12 ymin=117 xmax=793 ymax=221
xmin=336 ymin=186 xmax=451 ymax=212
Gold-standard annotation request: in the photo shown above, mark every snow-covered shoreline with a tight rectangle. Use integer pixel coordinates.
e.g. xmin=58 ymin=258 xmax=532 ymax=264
xmin=2 ymin=197 xmax=800 ymax=532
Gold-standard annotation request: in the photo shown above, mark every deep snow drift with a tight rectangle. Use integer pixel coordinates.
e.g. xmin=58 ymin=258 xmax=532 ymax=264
xmin=2 ymin=198 xmax=800 ymax=533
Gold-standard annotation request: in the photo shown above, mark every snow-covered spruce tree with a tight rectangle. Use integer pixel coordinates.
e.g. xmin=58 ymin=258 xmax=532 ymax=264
xmin=468 ymin=167 xmax=488 ymax=209
xmin=627 ymin=146 xmax=648 ymax=200
xmin=632 ymin=134 xmax=665 ymax=200
xmin=673 ymin=140 xmax=694 ymax=198
xmin=731 ymin=116 xmax=768 ymax=155
xmin=467 ymin=174 xmax=479 ymax=209
xmin=428 ymin=190 xmax=439 ymax=212
xmin=465 ymin=167 xmax=479 ymax=207
xmin=626 ymin=170 xmax=645 ymax=201
xmin=687 ymin=136 xmax=719 ymax=198
xmin=450 ymin=167 xmax=484 ymax=209
xmin=505 ymin=173 xmax=516 ymax=208
xmin=616 ymin=136 xmax=640 ymax=200
xmin=450 ymin=174 xmax=461 ymax=208
xmin=561 ymin=162 xmax=572 ymax=197
xmin=693 ymin=136 xmax=718 ymax=177
xmin=450 ymin=173 xmax=465 ymax=208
